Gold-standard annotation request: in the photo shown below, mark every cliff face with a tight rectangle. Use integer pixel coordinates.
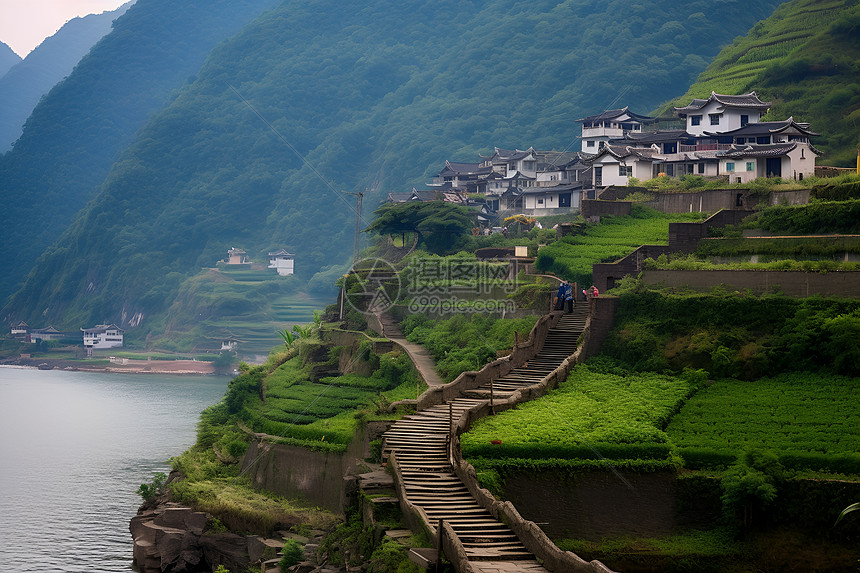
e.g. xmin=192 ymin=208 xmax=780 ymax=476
xmin=130 ymin=502 xmax=284 ymax=573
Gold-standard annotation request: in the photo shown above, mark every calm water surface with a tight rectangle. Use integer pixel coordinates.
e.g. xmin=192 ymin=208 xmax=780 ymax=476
xmin=0 ymin=366 xmax=230 ymax=572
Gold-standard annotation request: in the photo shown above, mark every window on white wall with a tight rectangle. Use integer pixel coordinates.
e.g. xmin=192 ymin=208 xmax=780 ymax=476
xmin=726 ymin=162 xmax=735 ymax=172
xmin=709 ymin=113 xmax=721 ymax=125
xmin=691 ymin=115 xmax=701 ymax=126
xmin=746 ymin=162 xmax=754 ymax=172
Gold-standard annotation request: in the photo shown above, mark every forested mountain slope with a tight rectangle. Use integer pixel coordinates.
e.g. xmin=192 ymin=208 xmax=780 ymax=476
xmin=0 ymin=42 xmax=21 ymax=77
xmin=0 ymin=2 xmax=134 ymax=152
xmin=0 ymin=0 xmax=283 ymax=300
xmin=3 ymin=0 xmax=786 ymax=335
xmin=656 ymin=0 xmax=860 ymax=166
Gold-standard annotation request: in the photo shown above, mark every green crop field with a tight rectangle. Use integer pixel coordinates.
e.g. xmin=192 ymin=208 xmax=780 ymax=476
xmin=462 ymin=362 xmax=860 ymax=476
xmin=461 ymin=362 xmax=696 ymax=463
xmin=667 ymin=372 xmax=860 ymax=472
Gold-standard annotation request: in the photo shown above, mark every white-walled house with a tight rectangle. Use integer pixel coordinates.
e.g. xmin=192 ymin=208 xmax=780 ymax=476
xmin=521 ymin=183 xmax=583 ymax=216
xmin=718 ymin=142 xmax=818 ymax=184
xmin=82 ymin=324 xmax=124 ymax=349
xmin=577 ymin=107 xmax=654 ymax=152
xmin=583 ymin=92 xmax=819 ymax=186
xmin=674 ymin=91 xmax=771 ymax=137
xmin=588 ymin=146 xmax=661 ymax=186
xmin=268 ymin=249 xmax=295 ymax=276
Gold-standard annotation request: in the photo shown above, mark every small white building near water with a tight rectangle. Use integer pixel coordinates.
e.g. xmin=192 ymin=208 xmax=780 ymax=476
xmin=268 ymin=249 xmax=295 ymax=276
xmin=82 ymin=324 xmax=124 ymax=349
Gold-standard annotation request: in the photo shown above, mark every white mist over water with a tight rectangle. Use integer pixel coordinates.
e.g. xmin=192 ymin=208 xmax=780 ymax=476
xmin=0 ymin=367 xmax=229 ymax=572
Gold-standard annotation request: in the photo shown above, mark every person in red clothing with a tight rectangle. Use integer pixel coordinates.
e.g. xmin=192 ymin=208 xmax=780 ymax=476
xmin=591 ymin=285 xmax=599 ymax=298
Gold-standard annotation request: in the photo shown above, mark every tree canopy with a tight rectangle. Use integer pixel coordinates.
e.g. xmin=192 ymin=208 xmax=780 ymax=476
xmin=365 ymin=202 xmax=475 ymax=255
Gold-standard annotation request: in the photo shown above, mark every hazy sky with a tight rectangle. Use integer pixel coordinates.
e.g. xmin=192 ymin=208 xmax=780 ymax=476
xmin=0 ymin=0 xmax=129 ymax=58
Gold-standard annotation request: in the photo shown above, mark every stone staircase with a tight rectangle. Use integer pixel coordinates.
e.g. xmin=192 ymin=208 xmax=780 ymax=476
xmin=382 ymin=306 xmax=591 ymax=571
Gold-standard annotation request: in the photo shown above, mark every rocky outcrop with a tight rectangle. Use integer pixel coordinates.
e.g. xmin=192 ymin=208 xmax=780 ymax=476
xmin=130 ymin=503 xmax=283 ymax=572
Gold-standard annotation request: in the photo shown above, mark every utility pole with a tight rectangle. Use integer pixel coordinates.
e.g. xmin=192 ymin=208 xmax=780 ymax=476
xmin=344 ymin=190 xmax=364 ymax=268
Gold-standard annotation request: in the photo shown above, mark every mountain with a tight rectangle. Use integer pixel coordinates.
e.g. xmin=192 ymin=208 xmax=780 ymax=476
xmin=2 ymin=0 xmax=787 ymax=339
xmin=655 ymin=0 xmax=860 ymax=167
xmin=0 ymin=41 xmax=21 ymax=77
xmin=0 ymin=0 xmax=284 ymax=301
xmin=0 ymin=2 xmax=134 ymax=152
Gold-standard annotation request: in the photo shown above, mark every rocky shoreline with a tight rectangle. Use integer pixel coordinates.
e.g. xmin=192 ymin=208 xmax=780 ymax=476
xmin=131 ymin=502 xmax=349 ymax=573
xmin=131 ymin=502 xmax=288 ymax=573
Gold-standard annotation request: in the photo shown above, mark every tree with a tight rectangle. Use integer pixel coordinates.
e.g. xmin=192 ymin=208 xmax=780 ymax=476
xmin=364 ymin=202 xmax=474 ymax=255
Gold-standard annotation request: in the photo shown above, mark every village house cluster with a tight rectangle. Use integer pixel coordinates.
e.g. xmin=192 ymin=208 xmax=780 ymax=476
xmin=9 ymin=321 xmax=125 ymax=349
xmin=386 ymin=91 xmax=820 ymax=220
xmin=223 ymin=247 xmax=296 ymax=276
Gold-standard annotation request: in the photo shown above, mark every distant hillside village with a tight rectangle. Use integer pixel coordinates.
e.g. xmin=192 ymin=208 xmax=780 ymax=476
xmin=388 ymin=91 xmax=821 ymax=220
xmin=8 ymin=247 xmax=298 ymax=351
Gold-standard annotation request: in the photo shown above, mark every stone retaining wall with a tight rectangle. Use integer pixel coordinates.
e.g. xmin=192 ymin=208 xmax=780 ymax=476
xmin=642 ymin=269 xmax=860 ymax=297
xmin=240 ymin=421 xmax=372 ymax=514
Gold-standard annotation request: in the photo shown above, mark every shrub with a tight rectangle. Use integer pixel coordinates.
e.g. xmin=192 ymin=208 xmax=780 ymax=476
xmin=137 ymin=472 xmax=168 ymax=502
xmin=279 ymin=539 xmax=304 ymax=570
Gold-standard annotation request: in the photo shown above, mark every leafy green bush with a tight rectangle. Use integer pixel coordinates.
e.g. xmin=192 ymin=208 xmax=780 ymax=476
xmin=279 ymin=539 xmax=304 ymax=570
xmin=753 ymin=200 xmax=860 ymax=235
xmin=602 ymin=291 xmax=860 ymax=378
xmin=137 ymin=472 xmax=168 ymax=502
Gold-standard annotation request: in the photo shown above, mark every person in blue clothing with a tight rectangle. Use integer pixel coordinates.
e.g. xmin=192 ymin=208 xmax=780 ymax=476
xmin=555 ymin=282 xmax=566 ymax=310
xmin=563 ymin=281 xmax=574 ymax=313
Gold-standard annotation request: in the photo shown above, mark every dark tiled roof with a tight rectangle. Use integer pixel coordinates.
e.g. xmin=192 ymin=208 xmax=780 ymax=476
xmin=438 ymin=161 xmax=487 ymax=177
xmin=577 ymin=106 xmax=653 ymax=123
xmin=504 ymin=170 xmax=535 ymax=180
xmin=704 ymin=117 xmax=819 ymax=138
xmin=593 ymin=145 xmax=661 ymax=162
xmin=81 ymin=323 xmax=124 ymax=334
xmin=675 ymin=91 xmax=771 ymax=114
xmin=613 ymin=130 xmax=689 ymax=145
xmin=536 ymin=151 xmax=582 ymax=169
xmin=521 ymin=182 xmax=583 ymax=194
xmin=717 ymin=142 xmax=798 ymax=158
xmin=480 ymin=147 xmax=538 ymax=162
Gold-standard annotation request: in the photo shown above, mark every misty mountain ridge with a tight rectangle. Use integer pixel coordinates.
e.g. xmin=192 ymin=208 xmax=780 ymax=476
xmin=0 ymin=0 xmax=790 ymax=343
xmin=0 ymin=41 xmax=21 ymax=77
xmin=0 ymin=0 xmax=285 ymax=302
xmin=0 ymin=2 xmax=135 ymax=152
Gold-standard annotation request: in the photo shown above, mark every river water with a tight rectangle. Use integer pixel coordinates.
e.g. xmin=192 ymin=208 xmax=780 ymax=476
xmin=0 ymin=366 xmax=230 ymax=572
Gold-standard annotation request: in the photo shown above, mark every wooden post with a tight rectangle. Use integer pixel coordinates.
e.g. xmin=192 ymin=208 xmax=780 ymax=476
xmin=490 ymin=377 xmax=494 ymax=415
xmin=436 ymin=518 xmax=444 ymax=573
xmin=448 ymin=402 xmax=453 ymax=465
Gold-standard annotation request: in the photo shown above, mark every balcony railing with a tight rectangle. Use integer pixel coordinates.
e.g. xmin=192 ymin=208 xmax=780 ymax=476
xmin=679 ymin=143 xmax=734 ymax=152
